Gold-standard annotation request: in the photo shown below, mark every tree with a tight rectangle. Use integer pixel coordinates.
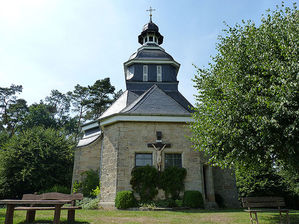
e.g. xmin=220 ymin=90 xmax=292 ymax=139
xmin=22 ymin=102 xmax=57 ymax=130
xmin=0 ymin=127 xmax=75 ymax=198
xmin=0 ymin=84 xmax=24 ymax=134
xmin=190 ymin=3 xmax=298 ymax=192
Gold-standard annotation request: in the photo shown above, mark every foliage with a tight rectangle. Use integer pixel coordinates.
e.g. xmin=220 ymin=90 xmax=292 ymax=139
xmin=115 ymin=191 xmax=136 ymax=209
xmin=236 ymin=163 xmax=287 ymax=198
xmin=175 ymin=199 xmax=183 ymax=207
xmin=154 ymin=199 xmax=176 ymax=208
xmin=76 ymin=197 xmax=99 ymax=209
xmin=190 ymin=3 xmax=299 ymax=195
xmin=159 ymin=167 xmax=187 ymax=199
xmin=130 ymin=165 xmax=159 ymax=202
xmin=39 ymin=185 xmax=70 ymax=194
xmin=183 ymin=191 xmax=204 ymax=208
xmin=72 ymin=170 xmax=100 ymax=198
xmin=0 ymin=127 xmax=75 ymax=198
xmin=91 ymin=186 xmax=101 ymax=198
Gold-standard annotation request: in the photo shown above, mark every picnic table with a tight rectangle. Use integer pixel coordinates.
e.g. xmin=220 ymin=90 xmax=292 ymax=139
xmin=0 ymin=199 xmax=72 ymax=224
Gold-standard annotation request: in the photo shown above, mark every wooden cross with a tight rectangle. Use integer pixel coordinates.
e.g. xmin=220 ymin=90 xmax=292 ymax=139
xmin=146 ymin=6 xmax=155 ymax=22
xmin=147 ymin=131 xmax=171 ymax=171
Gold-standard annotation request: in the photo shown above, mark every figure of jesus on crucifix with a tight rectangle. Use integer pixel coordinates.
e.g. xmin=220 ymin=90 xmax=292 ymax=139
xmin=147 ymin=131 xmax=171 ymax=171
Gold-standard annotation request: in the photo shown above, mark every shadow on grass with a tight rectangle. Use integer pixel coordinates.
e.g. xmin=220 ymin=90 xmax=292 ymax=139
xmin=262 ymin=213 xmax=299 ymax=224
xmin=172 ymin=208 xmax=244 ymax=213
xmin=18 ymin=220 xmax=89 ymax=224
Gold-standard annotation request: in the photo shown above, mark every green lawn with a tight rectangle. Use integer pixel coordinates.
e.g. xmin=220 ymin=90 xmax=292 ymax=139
xmin=0 ymin=208 xmax=298 ymax=224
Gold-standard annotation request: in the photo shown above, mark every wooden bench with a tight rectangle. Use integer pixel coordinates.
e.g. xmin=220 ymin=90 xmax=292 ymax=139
xmin=15 ymin=192 xmax=83 ymax=223
xmin=242 ymin=197 xmax=290 ymax=224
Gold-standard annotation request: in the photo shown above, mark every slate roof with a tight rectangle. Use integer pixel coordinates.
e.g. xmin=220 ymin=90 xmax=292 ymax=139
xmin=129 ymin=47 xmax=173 ymax=61
xmin=99 ymin=85 xmax=192 ymax=120
xmin=77 ymin=130 xmax=102 ymax=147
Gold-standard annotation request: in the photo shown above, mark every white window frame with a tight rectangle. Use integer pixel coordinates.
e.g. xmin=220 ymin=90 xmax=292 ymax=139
xmin=143 ymin=65 xmax=148 ymax=81
xmin=157 ymin=65 xmax=162 ymax=82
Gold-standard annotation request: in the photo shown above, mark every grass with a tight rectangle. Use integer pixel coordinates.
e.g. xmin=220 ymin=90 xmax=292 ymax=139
xmin=0 ymin=208 xmax=298 ymax=224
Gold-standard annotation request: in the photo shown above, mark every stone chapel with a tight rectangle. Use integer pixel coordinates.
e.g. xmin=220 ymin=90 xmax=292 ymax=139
xmin=72 ymin=15 xmax=239 ymax=208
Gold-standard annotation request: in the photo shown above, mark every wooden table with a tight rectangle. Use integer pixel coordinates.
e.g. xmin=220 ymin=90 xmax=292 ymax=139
xmin=0 ymin=199 xmax=72 ymax=224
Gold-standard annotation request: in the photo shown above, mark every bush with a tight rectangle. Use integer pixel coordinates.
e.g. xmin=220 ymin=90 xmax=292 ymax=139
xmin=40 ymin=185 xmax=70 ymax=194
xmin=175 ymin=199 xmax=183 ymax=207
xmin=130 ymin=165 xmax=159 ymax=201
xmin=183 ymin=191 xmax=204 ymax=208
xmin=155 ymin=199 xmax=176 ymax=208
xmin=76 ymin=197 xmax=99 ymax=209
xmin=0 ymin=127 xmax=74 ymax=199
xmin=159 ymin=167 xmax=186 ymax=200
xmin=115 ymin=191 xmax=136 ymax=209
xmin=72 ymin=170 xmax=100 ymax=198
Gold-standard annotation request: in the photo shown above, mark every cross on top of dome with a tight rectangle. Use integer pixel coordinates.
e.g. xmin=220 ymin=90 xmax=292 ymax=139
xmin=146 ymin=6 xmax=155 ymax=22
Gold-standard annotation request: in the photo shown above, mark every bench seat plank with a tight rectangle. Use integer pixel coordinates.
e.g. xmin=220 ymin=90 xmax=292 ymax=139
xmin=15 ymin=206 xmax=81 ymax=210
xmin=244 ymin=209 xmax=289 ymax=212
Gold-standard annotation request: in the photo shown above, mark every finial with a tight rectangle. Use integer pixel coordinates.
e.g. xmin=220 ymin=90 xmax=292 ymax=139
xmin=146 ymin=6 xmax=155 ymax=22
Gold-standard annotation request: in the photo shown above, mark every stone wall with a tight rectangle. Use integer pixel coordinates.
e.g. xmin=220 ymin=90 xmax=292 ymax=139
xmin=99 ymin=121 xmax=204 ymax=205
xmin=72 ymin=137 xmax=102 ymax=184
xmin=213 ymin=167 xmax=240 ymax=208
xmin=99 ymin=123 xmax=120 ymax=206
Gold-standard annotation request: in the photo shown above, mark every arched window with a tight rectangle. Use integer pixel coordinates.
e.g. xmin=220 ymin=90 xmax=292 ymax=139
xmin=143 ymin=65 xmax=148 ymax=81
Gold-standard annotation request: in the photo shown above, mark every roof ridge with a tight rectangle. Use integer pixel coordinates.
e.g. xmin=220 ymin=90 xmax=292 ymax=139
xmin=121 ymin=85 xmax=158 ymax=113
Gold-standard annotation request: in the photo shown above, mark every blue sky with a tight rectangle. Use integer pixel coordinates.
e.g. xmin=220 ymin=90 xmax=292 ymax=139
xmin=0 ymin=0 xmax=294 ymax=105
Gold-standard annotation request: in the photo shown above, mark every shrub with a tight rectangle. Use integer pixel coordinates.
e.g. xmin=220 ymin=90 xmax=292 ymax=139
xmin=155 ymin=199 xmax=176 ymax=208
xmin=72 ymin=170 xmax=100 ymax=198
xmin=175 ymin=199 xmax=183 ymax=207
xmin=183 ymin=191 xmax=204 ymax=208
xmin=159 ymin=167 xmax=186 ymax=199
xmin=76 ymin=197 xmax=99 ymax=209
xmin=115 ymin=191 xmax=136 ymax=209
xmin=130 ymin=165 xmax=159 ymax=201
xmin=40 ymin=185 xmax=70 ymax=194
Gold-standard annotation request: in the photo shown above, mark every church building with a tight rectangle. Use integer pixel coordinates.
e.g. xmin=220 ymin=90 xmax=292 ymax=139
xmin=72 ymin=13 xmax=239 ymax=208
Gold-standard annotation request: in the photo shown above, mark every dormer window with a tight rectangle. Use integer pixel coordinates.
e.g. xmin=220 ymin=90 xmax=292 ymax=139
xmin=143 ymin=65 xmax=148 ymax=81
xmin=157 ymin=66 xmax=162 ymax=82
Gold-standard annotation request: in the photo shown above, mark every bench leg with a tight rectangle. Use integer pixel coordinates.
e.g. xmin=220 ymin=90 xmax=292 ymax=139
xmin=67 ymin=210 xmax=75 ymax=223
xmin=286 ymin=211 xmax=290 ymax=224
xmin=254 ymin=212 xmax=259 ymax=224
xmin=26 ymin=210 xmax=36 ymax=223
xmin=53 ymin=204 xmax=62 ymax=224
xmin=5 ymin=204 xmax=15 ymax=224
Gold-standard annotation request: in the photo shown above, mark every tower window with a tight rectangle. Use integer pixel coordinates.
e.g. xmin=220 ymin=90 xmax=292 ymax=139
xmin=157 ymin=65 xmax=162 ymax=82
xmin=143 ymin=65 xmax=148 ymax=81
xmin=149 ymin=36 xmax=153 ymax=42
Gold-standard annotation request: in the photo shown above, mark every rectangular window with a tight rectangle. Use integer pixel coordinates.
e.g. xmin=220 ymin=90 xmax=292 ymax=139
xmin=143 ymin=65 xmax=148 ymax=81
xmin=157 ymin=65 xmax=162 ymax=82
xmin=165 ymin=153 xmax=182 ymax=168
xmin=135 ymin=153 xmax=152 ymax=167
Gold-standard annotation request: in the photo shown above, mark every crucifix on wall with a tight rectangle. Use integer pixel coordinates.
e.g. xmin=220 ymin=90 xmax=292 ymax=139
xmin=147 ymin=131 xmax=171 ymax=171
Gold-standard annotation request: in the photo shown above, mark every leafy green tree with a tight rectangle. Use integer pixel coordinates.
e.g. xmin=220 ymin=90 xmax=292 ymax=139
xmin=0 ymin=84 xmax=25 ymax=134
xmin=22 ymin=102 xmax=57 ymax=130
xmin=85 ymin=78 xmax=116 ymax=120
xmin=190 ymin=3 xmax=298 ymax=193
xmin=0 ymin=126 xmax=75 ymax=198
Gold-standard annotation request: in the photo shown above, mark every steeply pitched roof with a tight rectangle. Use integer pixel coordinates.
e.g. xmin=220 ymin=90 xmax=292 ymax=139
xmin=122 ymin=85 xmax=190 ymax=115
xmin=99 ymin=85 xmax=191 ymax=120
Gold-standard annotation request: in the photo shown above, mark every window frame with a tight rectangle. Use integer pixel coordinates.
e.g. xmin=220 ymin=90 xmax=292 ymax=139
xmin=157 ymin=65 xmax=162 ymax=82
xmin=164 ymin=153 xmax=182 ymax=168
xmin=135 ymin=153 xmax=153 ymax=167
xmin=143 ymin=65 xmax=148 ymax=81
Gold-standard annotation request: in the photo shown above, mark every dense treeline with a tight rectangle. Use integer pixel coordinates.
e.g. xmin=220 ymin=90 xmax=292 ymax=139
xmin=191 ymin=3 xmax=299 ymax=208
xmin=0 ymin=78 xmax=121 ymax=198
